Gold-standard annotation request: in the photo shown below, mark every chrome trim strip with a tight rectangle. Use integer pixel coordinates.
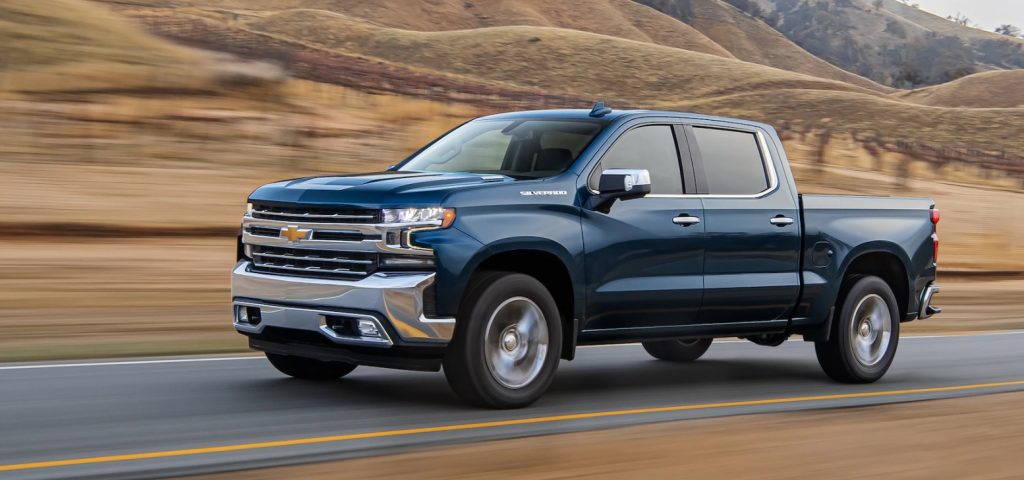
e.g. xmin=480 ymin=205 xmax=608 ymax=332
xmin=252 ymin=210 xmax=376 ymax=220
xmin=232 ymin=262 xmax=455 ymax=343
xmin=588 ymin=128 xmax=780 ymax=200
xmin=253 ymin=252 xmax=374 ymax=265
xmin=233 ymin=300 xmax=393 ymax=347
xmin=241 ymin=216 xmax=438 ymax=255
xmin=251 ymin=263 xmax=360 ymax=275
xmin=918 ymin=284 xmax=940 ymax=319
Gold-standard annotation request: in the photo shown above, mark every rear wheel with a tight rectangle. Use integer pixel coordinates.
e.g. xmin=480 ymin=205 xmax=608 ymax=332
xmin=443 ymin=272 xmax=562 ymax=409
xmin=642 ymin=338 xmax=712 ymax=362
xmin=265 ymin=353 xmax=357 ymax=380
xmin=815 ymin=275 xmax=900 ymax=383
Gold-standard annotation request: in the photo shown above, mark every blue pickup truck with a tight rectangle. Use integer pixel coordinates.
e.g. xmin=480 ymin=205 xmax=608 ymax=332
xmin=232 ymin=106 xmax=941 ymax=408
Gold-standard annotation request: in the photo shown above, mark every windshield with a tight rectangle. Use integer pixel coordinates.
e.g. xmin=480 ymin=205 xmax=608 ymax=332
xmin=397 ymin=119 xmax=604 ymax=179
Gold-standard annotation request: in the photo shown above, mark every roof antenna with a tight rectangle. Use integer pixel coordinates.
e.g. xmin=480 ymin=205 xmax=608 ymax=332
xmin=589 ymin=101 xmax=612 ymax=118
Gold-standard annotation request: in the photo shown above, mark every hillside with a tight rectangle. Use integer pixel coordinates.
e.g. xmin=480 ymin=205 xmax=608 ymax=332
xmin=897 ymin=70 xmax=1024 ymax=108
xmin=241 ymin=8 xmax=872 ymax=103
xmin=638 ymin=0 xmax=887 ymax=90
xmin=739 ymin=0 xmax=1024 ymax=87
xmin=100 ymin=0 xmax=736 ymax=58
xmin=0 ymin=0 xmax=197 ymax=69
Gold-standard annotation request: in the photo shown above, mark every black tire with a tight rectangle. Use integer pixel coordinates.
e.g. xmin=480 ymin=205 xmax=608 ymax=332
xmin=815 ymin=275 xmax=900 ymax=383
xmin=265 ymin=353 xmax=357 ymax=380
xmin=443 ymin=271 xmax=563 ymax=409
xmin=642 ymin=338 xmax=712 ymax=362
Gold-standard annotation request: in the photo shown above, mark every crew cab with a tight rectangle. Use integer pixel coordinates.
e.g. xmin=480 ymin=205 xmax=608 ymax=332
xmin=232 ymin=106 xmax=941 ymax=408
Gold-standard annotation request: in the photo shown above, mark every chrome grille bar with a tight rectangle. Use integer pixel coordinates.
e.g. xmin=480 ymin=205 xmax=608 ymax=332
xmin=250 ymin=203 xmax=381 ymax=224
xmin=254 ymin=210 xmax=376 ymax=220
xmin=253 ymin=264 xmax=360 ymax=275
xmin=253 ymin=251 xmax=374 ymax=265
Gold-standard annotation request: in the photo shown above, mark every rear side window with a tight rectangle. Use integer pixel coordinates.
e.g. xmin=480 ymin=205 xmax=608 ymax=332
xmin=590 ymin=125 xmax=683 ymax=194
xmin=692 ymin=127 xmax=769 ymax=195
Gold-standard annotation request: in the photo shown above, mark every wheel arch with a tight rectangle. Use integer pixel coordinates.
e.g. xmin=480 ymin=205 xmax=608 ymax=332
xmin=837 ymin=245 xmax=912 ymax=321
xmin=462 ymin=240 xmax=582 ymax=360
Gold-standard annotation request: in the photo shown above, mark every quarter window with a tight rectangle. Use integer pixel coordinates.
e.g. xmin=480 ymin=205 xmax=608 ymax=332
xmin=590 ymin=125 xmax=683 ymax=194
xmin=692 ymin=127 xmax=769 ymax=195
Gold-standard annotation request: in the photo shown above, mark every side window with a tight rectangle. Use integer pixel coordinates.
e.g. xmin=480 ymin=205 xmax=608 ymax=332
xmin=692 ymin=127 xmax=769 ymax=195
xmin=590 ymin=125 xmax=683 ymax=194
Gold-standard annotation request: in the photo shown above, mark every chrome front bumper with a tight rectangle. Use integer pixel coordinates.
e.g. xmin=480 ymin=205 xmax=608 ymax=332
xmin=231 ymin=261 xmax=455 ymax=347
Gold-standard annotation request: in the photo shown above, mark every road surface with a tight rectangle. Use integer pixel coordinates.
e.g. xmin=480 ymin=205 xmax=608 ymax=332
xmin=1 ymin=332 xmax=1022 ymax=479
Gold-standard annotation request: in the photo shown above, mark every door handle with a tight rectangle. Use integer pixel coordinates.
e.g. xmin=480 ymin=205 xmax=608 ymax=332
xmin=770 ymin=216 xmax=794 ymax=227
xmin=673 ymin=215 xmax=701 ymax=226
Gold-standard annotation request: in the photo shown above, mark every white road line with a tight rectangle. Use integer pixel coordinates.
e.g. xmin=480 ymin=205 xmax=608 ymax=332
xmin=0 ymin=356 xmax=262 ymax=370
xmin=1 ymin=331 xmax=1021 ymax=370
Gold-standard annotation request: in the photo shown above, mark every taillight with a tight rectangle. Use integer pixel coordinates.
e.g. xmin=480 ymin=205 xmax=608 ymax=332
xmin=930 ymin=207 xmax=939 ymax=263
xmin=930 ymin=208 xmax=940 ymax=225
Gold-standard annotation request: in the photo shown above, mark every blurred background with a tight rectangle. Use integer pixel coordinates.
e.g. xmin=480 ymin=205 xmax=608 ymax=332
xmin=1 ymin=0 xmax=1022 ymax=362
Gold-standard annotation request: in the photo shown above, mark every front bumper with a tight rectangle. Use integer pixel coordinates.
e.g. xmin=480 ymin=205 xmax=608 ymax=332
xmin=231 ymin=261 xmax=456 ymax=347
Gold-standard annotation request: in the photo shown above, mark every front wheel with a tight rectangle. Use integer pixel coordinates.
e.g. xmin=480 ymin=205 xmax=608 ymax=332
xmin=443 ymin=272 xmax=562 ymax=408
xmin=266 ymin=353 xmax=357 ymax=380
xmin=815 ymin=275 xmax=900 ymax=383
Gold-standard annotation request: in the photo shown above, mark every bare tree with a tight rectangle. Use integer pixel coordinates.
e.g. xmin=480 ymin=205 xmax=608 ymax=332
xmin=947 ymin=12 xmax=971 ymax=26
xmin=995 ymin=24 xmax=1022 ymax=37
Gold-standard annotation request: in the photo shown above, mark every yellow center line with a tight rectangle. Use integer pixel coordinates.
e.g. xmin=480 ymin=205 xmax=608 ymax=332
xmin=3 ymin=379 xmax=1024 ymax=473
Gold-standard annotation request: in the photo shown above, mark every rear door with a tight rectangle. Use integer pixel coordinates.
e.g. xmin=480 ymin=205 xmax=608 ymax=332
xmin=581 ymin=122 xmax=705 ymax=334
xmin=685 ymin=124 xmax=801 ymax=324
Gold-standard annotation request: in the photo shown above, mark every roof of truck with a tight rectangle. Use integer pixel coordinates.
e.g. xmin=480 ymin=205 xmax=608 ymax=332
xmin=478 ymin=109 xmax=774 ymax=131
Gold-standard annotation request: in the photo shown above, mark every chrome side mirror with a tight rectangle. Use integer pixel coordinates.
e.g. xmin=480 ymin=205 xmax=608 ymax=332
xmin=588 ymin=168 xmax=652 ymax=212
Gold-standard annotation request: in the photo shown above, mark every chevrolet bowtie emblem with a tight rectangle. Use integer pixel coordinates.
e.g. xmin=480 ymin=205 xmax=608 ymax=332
xmin=280 ymin=225 xmax=312 ymax=242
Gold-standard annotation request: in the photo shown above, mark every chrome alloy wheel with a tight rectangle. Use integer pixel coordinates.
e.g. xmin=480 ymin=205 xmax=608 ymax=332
xmin=484 ymin=296 xmax=549 ymax=389
xmin=849 ymin=293 xmax=892 ymax=366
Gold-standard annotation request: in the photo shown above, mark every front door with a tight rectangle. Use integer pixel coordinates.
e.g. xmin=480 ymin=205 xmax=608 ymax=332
xmin=580 ymin=124 xmax=705 ymax=334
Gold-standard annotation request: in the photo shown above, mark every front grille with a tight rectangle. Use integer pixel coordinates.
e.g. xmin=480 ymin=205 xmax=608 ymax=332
xmin=250 ymin=245 xmax=378 ymax=279
xmin=246 ymin=226 xmax=379 ymax=242
xmin=251 ymin=202 xmax=381 ymax=224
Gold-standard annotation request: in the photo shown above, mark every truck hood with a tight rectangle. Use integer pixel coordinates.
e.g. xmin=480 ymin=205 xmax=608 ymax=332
xmin=247 ymin=171 xmax=513 ymax=207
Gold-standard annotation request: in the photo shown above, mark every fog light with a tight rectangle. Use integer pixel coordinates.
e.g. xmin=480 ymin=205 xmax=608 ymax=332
xmin=357 ymin=319 xmax=381 ymax=338
xmin=236 ymin=306 xmax=261 ymax=325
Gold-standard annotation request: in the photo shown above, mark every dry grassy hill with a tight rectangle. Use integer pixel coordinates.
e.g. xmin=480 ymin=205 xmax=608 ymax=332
xmin=101 ymin=0 xmax=736 ymax=58
xmin=0 ymin=0 xmax=196 ymax=69
xmin=242 ymin=8 xmax=872 ymax=103
xmin=638 ymin=0 xmax=887 ymax=90
xmin=897 ymin=70 xmax=1024 ymax=108
xmin=744 ymin=0 xmax=1024 ymax=87
xmin=0 ymin=0 xmax=209 ymax=92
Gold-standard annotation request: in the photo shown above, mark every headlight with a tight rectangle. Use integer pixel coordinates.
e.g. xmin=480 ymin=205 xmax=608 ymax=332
xmin=381 ymin=207 xmax=455 ymax=227
xmin=245 ymin=202 xmax=253 ymax=216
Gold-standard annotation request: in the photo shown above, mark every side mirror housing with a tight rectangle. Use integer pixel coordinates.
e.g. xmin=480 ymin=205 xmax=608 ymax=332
xmin=587 ymin=168 xmax=652 ymax=212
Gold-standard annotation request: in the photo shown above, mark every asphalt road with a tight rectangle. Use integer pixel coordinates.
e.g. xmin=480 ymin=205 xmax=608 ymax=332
xmin=2 ymin=332 xmax=1023 ymax=480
